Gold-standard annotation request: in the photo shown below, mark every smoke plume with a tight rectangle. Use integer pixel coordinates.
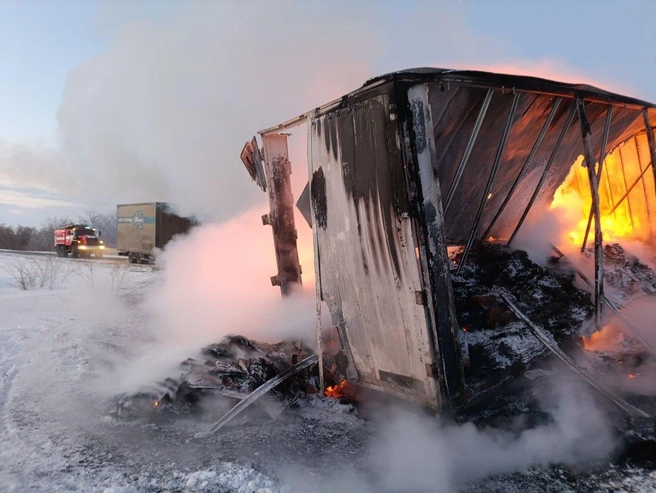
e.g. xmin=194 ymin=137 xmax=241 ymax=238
xmin=4 ymin=0 xmax=635 ymax=224
xmin=279 ymin=376 xmax=616 ymax=492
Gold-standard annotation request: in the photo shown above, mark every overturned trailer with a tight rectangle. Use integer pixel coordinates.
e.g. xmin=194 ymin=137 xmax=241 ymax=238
xmin=240 ymin=68 xmax=656 ymax=412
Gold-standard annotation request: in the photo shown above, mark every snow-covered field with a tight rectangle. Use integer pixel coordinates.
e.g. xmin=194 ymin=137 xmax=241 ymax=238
xmin=1 ymin=251 xmax=655 ymax=493
xmin=0 ymin=253 xmax=287 ymax=492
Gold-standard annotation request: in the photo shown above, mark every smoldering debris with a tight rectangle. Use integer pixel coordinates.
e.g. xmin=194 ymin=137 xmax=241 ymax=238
xmin=603 ymin=242 xmax=656 ymax=299
xmin=113 ymin=242 xmax=656 ymax=472
xmin=112 ymin=334 xmax=351 ymax=425
xmin=451 ymin=243 xmax=593 ymax=400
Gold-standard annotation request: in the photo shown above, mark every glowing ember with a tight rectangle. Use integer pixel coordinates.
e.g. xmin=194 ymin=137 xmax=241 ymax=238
xmin=325 ymin=380 xmax=349 ymax=399
xmin=628 ymin=373 xmax=639 ymax=379
xmin=550 ymin=135 xmax=656 ymax=246
xmin=582 ymin=325 xmax=624 ymax=352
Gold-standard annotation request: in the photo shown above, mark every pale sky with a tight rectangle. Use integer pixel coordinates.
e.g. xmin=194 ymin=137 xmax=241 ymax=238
xmin=1 ymin=0 xmax=655 ymax=226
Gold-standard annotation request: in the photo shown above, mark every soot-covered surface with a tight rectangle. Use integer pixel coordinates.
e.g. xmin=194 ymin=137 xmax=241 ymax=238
xmin=451 ymin=243 xmax=593 ymax=399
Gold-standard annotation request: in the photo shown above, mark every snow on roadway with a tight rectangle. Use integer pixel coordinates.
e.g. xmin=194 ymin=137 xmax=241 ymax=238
xmin=1 ymin=252 xmax=656 ymax=493
xmin=0 ymin=253 xmax=282 ymax=492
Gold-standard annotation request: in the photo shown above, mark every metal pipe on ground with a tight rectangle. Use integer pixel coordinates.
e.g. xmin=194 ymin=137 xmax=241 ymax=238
xmin=196 ymin=354 xmax=319 ymax=438
xmin=498 ymin=289 xmax=649 ymax=418
xmin=550 ymin=245 xmax=656 ymax=357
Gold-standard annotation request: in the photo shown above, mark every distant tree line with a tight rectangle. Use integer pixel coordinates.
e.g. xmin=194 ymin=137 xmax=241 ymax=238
xmin=0 ymin=209 xmax=117 ymax=251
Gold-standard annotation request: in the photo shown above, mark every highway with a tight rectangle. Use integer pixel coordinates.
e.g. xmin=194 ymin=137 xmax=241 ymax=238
xmin=0 ymin=249 xmax=128 ymax=265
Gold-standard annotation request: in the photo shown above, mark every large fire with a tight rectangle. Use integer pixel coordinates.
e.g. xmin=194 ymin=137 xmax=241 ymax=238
xmin=550 ymin=133 xmax=656 ymax=246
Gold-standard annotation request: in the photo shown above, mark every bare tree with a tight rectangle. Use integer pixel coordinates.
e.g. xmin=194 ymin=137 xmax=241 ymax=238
xmin=29 ymin=216 xmax=72 ymax=252
xmin=3 ymin=256 xmax=74 ymax=290
xmin=75 ymin=260 xmax=95 ymax=295
xmin=78 ymin=209 xmax=117 ymax=247
xmin=0 ymin=224 xmax=16 ymax=250
xmin=110 ymin=263 xmax=129 ymax=296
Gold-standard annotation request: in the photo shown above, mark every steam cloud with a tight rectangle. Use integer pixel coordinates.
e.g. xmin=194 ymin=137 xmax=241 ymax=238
xmin=279 ymin=377 xmax=616 ymax=492
xmin=2 ymin=0 xmax=632 ymax=223
xmin=102 ymin=204 xmax=321 ymax=395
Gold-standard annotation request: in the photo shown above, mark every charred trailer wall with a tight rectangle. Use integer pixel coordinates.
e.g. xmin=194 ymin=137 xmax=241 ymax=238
xmin=307 ymin=81 xmax=464 ymax=409
xmin=246 ymin=68 xmax=656 ymax=412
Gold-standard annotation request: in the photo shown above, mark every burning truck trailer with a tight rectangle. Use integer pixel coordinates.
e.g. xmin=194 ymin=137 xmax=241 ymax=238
xmin=233 ymin=70 xmax=656 ymax=437
xmin=117 ymin=69 xmax=656 ymax=467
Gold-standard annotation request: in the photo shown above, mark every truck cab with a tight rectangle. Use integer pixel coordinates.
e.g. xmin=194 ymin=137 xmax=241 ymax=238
xmin=54 ymin=224 xmax=106 ymax=258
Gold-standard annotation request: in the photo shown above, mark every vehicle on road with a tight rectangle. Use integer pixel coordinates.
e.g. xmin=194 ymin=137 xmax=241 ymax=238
xmin=116 ymin=202 xmax=195 ymax=264
xmin=54 ymin=224 xmax=105 ymax=258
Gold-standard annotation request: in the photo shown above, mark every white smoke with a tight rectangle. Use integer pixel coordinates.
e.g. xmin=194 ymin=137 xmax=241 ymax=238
xmin=370 ymin=384 xmax=613 ymax=489
xmin=279 ymin=376 xmax=616 ymax=492
xmin=5 ymin=0 xmax=633 ymax=224
xmin=100 ymin=203 xmax=322 ymax=395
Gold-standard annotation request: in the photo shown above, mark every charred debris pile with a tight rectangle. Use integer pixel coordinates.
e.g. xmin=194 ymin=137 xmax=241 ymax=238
xmin=114 ymin=335 xmax=350 ymax=424
xmin=114 ymin=243 xmax=656 ymax=458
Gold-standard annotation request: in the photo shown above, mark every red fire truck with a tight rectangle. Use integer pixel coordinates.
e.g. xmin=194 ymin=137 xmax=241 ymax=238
xmin=53 ymin=224 xmax=106 ymax=258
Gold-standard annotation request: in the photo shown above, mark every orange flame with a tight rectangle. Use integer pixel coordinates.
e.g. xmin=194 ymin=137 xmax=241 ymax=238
xmin=582 ymin=325 xmax=624 ymax=352
xmin=551 ymin=135 xmax=656 ymax=247
xmin=325 ymin=380 xmax=349 ymax=399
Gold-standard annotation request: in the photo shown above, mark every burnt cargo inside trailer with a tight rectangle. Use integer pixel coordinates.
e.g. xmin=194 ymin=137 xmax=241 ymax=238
xmin=116 ymin=202 xmax=195 ymax=263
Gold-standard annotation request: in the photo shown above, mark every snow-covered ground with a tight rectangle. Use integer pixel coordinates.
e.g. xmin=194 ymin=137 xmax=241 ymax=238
xmin=1 ymin=252 xmax=655 ymax=493
xmin=0 ymin=253 xmax=285 ymax=492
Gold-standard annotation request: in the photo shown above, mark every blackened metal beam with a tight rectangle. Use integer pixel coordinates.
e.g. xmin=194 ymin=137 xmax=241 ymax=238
xmin=608 ymin=158 xmax=654 ymax=215
xmin=457 ymin=92 xmax=520 ymax=275
xmin=602 ymin=155 xmax=617 ymax=220
xmin=577 ymin=98 xmax=605 ymax=332
xmin=551 ymin=245 xmax=656 ymax=357
xmin=643 ymin=109 xmax=656 ymax=199
xmin=499 ymin=289 xmax=649 ymax=418
xmin=483 ymin=97 xmax=562 ymax=240
xmin=508 ymin=102 xmax=577 ymax=246
xmin=635 ymin=136 xmax=653 ymax=230
xmin=618 ymin=145 xmax=636 ymax=229
xmin=444 ymin=88 xmax=494 ymax=212
xmin=581 ymin=105 xmax=613 ymax=251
